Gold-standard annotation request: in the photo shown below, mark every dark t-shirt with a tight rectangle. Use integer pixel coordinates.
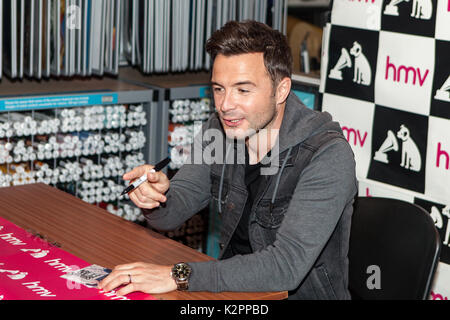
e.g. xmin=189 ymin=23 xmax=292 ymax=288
xmin=223 ymin=147 xmax=264 ymax=258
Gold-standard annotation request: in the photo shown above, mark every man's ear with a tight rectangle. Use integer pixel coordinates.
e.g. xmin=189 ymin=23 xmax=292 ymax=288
xmin=275 ymin=77 xmax=292 ymax=105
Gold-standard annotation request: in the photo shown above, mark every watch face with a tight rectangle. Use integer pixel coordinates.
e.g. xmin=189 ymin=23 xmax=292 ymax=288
xmin=172 ymin=263 xmax=191 ymax=280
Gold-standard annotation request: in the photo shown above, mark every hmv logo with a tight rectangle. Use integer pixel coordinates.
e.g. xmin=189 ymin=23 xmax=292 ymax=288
xmin=329 ymin=42 xmax=372 ymax=86
xmin=374 ymin=125 xmax=422 ymax=172
xmin=385 ymin=56 xmax=430 ymax=87
xmin=342 ymin=126 xmax=368 ymax=147
xmin=384 ymin=0 xmax=433 ymax=19
xmin=436 ymin=142 xmax=449 ymax=170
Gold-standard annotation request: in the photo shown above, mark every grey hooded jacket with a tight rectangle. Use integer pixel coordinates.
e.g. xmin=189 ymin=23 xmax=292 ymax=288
xmin=145 ymin=92 xmax=358 ymax=299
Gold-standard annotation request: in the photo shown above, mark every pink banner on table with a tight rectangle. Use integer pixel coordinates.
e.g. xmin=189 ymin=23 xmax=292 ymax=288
xmin=0 ymin=217 xmax=155 ymax=300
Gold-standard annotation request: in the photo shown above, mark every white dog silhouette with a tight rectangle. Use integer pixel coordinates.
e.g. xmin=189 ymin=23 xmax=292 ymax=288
xmin=443 ymin=206 xmax=450 ymax=246
xmin=397 ymin=124 xmax=421 ymax=172
xmin=349 ymin=41 xmax=372 ymax=86
xmin=410 ymin=0 xmax=432 ymax=20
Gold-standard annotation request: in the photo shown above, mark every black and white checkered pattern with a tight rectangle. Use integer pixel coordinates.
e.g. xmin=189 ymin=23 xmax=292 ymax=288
xmin=320 ymin=0 xmax=450 ymax=298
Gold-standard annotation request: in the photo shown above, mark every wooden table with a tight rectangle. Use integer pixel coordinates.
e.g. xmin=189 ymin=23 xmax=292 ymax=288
xmin=0 ymin=184 xmax=287 ymax=300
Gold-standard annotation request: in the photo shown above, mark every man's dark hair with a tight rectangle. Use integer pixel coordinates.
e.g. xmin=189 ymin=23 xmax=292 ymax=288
xmin=206 ymin=20 xmax=293 ymax=87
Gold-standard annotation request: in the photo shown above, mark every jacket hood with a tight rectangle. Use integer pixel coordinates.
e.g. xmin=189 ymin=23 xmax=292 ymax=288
xmin=277 ymin=92 xmax=342 ymax=154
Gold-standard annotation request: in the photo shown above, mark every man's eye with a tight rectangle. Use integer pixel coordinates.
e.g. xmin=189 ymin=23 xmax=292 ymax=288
xmin=238 ymin=89 xmax=249 ymax=93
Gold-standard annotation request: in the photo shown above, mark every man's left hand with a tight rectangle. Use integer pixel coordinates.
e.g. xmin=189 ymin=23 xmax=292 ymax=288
xmin=98 ymin=262 xmax=177 ymax=296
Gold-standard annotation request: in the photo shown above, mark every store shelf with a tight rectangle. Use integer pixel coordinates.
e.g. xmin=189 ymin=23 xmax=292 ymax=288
xmin=0 ymin=76 xmax=162 ymax=223
xmin=118 ymin=67 xmax=213 ymax=168
xmin=288 ymin=0 xmax=331 ymax=8
xmin=0 ymin=76 xmax=154 ymax=110
xmin=292 ymin=72 xmax=321 ymax=87
xmin=119 ymin=67 xmax=211 ymax=100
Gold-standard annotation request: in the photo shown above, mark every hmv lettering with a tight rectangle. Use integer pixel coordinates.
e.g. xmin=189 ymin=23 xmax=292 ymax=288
xmin=20 ymin=248 xmax=50 ymax=259
xmin=342 ymin=126 xmax=368 ymax=147
xmin=385 ymin=56 xmax=429 ymax=87
xmin=436 ymin=142 xmax=449 ymax=170
xmin=0 ymin=233 xmax=26 ymax=246
xmin=0 ymin=264 xmax=28 ymax=280
xmin=431 ymin=291 xmax=448 ymax=300
xmin=22 ymin=281 xmax=56 ymax=297
xmin=44 ymin=258 xmax=78 ymax=273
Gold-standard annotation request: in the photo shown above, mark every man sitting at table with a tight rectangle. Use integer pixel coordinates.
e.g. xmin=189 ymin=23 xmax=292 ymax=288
xmin=99 ymin=20 xmax=357 ymax=300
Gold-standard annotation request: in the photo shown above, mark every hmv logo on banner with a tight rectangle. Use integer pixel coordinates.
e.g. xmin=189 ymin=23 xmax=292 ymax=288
xmin=435 ymin=75 xmax=450 ymax=103
xmin=430 ymin=40 xmax=450 ymax=120
xmin=342 ymin=126 xmax=368 ymax=148
xmin=381 ymin=0 xmax=436 ymax=37
xmin=384 ymin=0 xmax=433 ymax=20
xmin=368 ymin=105 xmax=428 ymax=193
xmin=325 ymin=25 xmax=378 ymax=102
xmin=20 ymin=248 xmax=49 ymax=259
xmin=329 ymin=42 xmax=372 ymax=86
xmin=414 ymin=198 xmax=450 ymax=264
xmin=0 ymin=263 xmax=28 ymax=280
xmin=384 ymin=56 xmax=430 ymax=87
xmin=373 ymin=124 xmax=422 ymax=171
xmin=437 ymin=142 xmax=450 ymax=171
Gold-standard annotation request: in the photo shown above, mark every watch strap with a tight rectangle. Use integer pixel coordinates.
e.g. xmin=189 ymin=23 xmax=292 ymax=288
xmin=175 ymin=278 xmax=189 ymax=291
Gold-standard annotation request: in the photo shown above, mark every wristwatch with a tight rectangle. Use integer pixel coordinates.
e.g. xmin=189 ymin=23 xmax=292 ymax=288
xmin=171 ymin=262 xmax=192 ymax=291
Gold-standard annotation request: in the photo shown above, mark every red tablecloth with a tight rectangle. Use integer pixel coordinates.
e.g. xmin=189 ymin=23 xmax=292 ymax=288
xmin=0 ymin=216 xmax=155 ymax=300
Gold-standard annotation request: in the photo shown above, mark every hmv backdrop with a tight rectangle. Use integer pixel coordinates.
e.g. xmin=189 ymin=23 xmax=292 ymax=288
xmin=321 ymin=0 xmax=450 ymax=299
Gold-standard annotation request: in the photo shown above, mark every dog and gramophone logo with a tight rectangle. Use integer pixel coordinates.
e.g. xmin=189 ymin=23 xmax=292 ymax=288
xmin=325 ymin=25 xmax=378 ymax=102
xmin=414 ymin=197 xmax=450 ymax=264
xmin=381 ymin=0 xmax=437 ymax=37
xmin=430 ymin=39 xmax=450 ymax=119
xmin=367 ymin=105 xmax=428 ymax=193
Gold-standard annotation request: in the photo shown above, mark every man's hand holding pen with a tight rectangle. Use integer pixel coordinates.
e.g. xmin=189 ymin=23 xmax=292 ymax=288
xmin=99 ymin=163 xmax=175 ymax=296
xmin=122 ymin=164 xmax=170 ymax=210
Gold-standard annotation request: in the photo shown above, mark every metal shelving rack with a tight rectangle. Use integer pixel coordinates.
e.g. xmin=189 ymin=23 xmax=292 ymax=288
xmin=0 ymin=75 xmax=159 ymax=222
xmin=119 ymin=67 xmax=211 ymax=168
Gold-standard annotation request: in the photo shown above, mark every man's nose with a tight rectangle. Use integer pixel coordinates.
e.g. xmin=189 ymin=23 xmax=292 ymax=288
xmin=218 ymin=91 xmax=236 ymax=113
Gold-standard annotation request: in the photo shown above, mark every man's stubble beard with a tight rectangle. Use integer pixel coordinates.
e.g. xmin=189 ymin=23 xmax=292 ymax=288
xmin=221 ymin=97 xmax=279 ymax=142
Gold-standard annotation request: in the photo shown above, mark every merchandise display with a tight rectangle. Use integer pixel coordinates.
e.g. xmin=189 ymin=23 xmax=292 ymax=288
xmin=1 ymin=0 xmax=288 ymax=79
xmin=168 ymin=98 xmax=211 ymax=170
xmin=0 ymin=103 xmax=149 ymax=223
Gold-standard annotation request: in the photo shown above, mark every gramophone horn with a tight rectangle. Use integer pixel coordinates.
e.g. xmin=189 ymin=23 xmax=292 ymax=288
xmin=329 ymin=48 xmax=352 ymax=80
xmin=435 ymin=75 xmax=450 ymax=102
xmin=373 ymin=130 xmax=399 ymax=163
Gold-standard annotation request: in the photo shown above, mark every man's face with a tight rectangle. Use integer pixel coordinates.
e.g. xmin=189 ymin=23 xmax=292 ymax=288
xmin=211 ymin=53 xmax=279 ymax=140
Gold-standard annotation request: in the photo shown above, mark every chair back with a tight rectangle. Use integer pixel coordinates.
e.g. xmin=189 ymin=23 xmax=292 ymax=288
xmin=348 ymin=197 xmax=441 ymax=300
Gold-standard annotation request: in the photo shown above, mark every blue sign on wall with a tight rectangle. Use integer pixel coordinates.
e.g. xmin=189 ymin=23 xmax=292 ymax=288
xmin=0 ymin=93 xmax=118 ymax=112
